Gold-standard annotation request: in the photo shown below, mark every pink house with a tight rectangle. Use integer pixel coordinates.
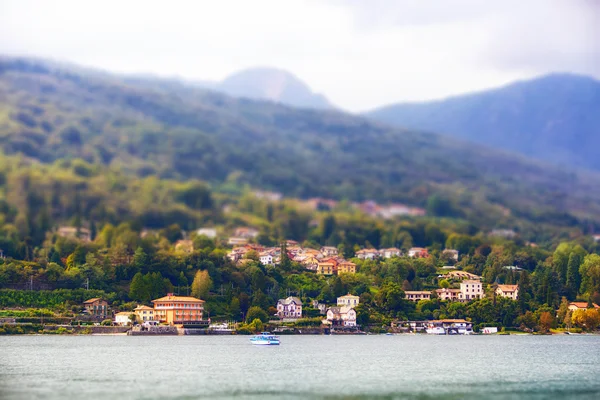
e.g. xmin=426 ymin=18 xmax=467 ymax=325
xmin=277 ymin=297 xmax=303 ymax=319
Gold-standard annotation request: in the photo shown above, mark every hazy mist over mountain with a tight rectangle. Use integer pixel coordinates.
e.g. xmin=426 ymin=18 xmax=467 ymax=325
xmin=194 ymin=67 xmax=332 ymax=109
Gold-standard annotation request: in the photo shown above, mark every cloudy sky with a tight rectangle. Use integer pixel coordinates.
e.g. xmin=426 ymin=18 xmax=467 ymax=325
xmin=1 ymin=0 xmax=598 ymax=111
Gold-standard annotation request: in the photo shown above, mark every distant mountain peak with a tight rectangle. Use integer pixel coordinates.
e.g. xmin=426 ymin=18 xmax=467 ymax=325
xmin=217 ymin=67 xmax=331 ymax=109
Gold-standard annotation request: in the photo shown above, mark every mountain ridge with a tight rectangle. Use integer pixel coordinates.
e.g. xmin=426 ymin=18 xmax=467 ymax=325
xmin=2 ymin=56 xmax=600 ymax=229
xmin=365 ymin=73 xmax=600 ymax=171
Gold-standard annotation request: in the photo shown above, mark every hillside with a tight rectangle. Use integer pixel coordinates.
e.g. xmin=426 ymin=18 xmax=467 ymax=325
xmin=1 ymin=56 xmax=600 ymax=229
xmin=366 ymin=74 xmax=600 ymax=171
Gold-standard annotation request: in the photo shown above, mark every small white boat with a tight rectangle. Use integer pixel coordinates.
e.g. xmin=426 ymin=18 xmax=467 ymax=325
xmin=250 ymin=332 xmax=280 ymax=345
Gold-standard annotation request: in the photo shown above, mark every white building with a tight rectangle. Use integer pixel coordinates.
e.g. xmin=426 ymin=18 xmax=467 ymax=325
xmin=196 ymin=228 xmax=217 ymax=239
xmin=320 ymin=246 xmax=339 ymax=257
xmin=355 ymin=249 xmax=379 ymax=260
xmin=337 ymin=294 xmax=360 ymax=307
xmin=326 ymin=306 xmax=357 ymax=327
xmin=114 ymin=311 xmax=134 ymax=326
xmin=259 ymin=252 xmax=274 ymax=265
xmin=380 ymin=248 xmax=402 ymax=258
xmin=459 ymin=280 xmax=484 ymax=301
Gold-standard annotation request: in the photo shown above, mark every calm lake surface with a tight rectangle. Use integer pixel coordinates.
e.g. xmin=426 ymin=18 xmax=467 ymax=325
xmin=1 ymin=335 xmax=600 ymax=399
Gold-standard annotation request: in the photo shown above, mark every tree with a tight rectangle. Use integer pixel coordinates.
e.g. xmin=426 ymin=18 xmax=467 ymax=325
xmin=517 ymin=311 xmax=537 ymax=331
xmin=557 ymin=297 xmax=570 ymax=324
xmin=552 ymin=243 xmax=571 ymax=285
xmin=129 ymin=272 xmax=151 ymax=302
xmin=579 ymin=254 xmax=600 ymax=296
xmin=129 ymin=313 xmax=137 ymax=325
xmin=538 ymin=311 xmax=554 ymax=333
xmin=566 ymin=249 xmax=584 ymax=297
xmin=355 ymin=304 xmax=370 ymax=326
xmin=191 ymin=270 xmax=213 ymax=300
xmin=229 ymin=297 xmax=241 ymax=320
xmin=572 ymin=309 xmax=600 ymax=331
xmin=321 ymin=215 xmax=336 ymax=244
xmin=246 ymin=306 xmax=269 ymax=323
xmin=132 ymin=247 xmax=148 ymax=271
xmin=332 ymin=276 xmax=345 ymax=298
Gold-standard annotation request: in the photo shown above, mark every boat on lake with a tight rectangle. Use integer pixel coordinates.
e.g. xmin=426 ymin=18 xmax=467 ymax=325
xmin=250 ymin=332 xmax=280 ymax=345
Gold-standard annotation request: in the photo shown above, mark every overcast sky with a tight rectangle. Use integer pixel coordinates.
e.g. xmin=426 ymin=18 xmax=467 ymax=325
xmin=1 ymin=0 xmax=598 ymax=111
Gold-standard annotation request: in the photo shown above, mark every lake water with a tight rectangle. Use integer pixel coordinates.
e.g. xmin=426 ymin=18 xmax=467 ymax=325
xmin=1 ymin=335 xmax=600 ymax=399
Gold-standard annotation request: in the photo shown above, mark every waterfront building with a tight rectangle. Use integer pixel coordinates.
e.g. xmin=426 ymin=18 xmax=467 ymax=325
xmin=277 ymin=296 xmax=303 ymax=319
xmin=83 ymin=298 xmax=109 ymax=318
xmin=152 ymin=294 xmax=205 ymax=325
xmin=326 ymin=306 xmax=357 ymax=327
xmin=134 ymin=305 xmax=155 ymax=322
xmin=114 ymin=311 xmax=133 ymax=326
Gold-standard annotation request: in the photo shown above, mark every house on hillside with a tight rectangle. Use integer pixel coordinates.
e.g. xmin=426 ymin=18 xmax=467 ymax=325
xmin=57 ymin=226 xmax=92 ymax=242
xmin=442 ymin=249 xmax=459 ymax=261
xmin=83 ymin=298 xmax=109 ymax=318
xmin=408 ymin=247 xmax=429 ymax=258
xmin=356 ymin=249 xmax=379 ymax=260
xmin=227 ymin=237 xmax=249 ymax=246
xmin=337 ymin=261 xmax=357 ymax=274
xmin=459 ymin=280 xmax=484 ymax=302
xmin=196 ymin=228 xmax=217 ymax=239
xmin=301 ymin=255 xmax=320 ymax=271
xmin=405 ymin=291 xmax=432 ymax=302
xmin=568 ymin=302 xmax=600 ymax=312
xmin=277 ymin=297 xmax=303 ymax=319
xmin=234 ymin=227 xmax=259 ymax=239
xmin=380 ymin=248 xmax=402 ymax=258
xmin=337 ymin=294 xmax=360 ymax=307
xmin=259 ymin=251 xmax=275 ymax=266
xmin=496 ymin=284 xmax=519 ymax=300
xmin=317 ymin=261 xmax=335 ymax=275
xmin=446 ymin=270 xmax=482 ymax=281
xmin=320 ymin=246 xmax=339 ymax=257
xmin=436 ymin=288 xmax=461 ymax=301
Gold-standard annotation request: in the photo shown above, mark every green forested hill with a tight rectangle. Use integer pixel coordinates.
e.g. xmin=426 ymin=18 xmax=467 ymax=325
xmin=1 ymin=57 xmax=600 ymax=228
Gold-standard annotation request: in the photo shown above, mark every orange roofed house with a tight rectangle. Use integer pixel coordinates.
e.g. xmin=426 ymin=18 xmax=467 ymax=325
xmin=152 ymin=294 xmax=205 ymax=325
xmin=568 ymin=302 xmax=600 ymax=312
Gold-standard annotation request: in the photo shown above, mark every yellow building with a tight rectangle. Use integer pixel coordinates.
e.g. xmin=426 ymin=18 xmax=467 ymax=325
xmin=152 ymin=294 xmax=205 ymax=325
xmin=134 ymin=305 xmax=155 ymax=322
xmin=317 ymin=262 xmax=334 ymax=275
xmin=338 ymin=262 xmax=357 ymax=274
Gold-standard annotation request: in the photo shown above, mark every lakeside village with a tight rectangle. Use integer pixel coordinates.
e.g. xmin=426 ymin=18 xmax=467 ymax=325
xmin=2 ymin=227 xmax=599 ymax=336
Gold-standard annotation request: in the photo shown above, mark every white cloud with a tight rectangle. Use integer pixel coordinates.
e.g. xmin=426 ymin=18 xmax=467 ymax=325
xmin=0 ymin=0 xmax=597 ymax=112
